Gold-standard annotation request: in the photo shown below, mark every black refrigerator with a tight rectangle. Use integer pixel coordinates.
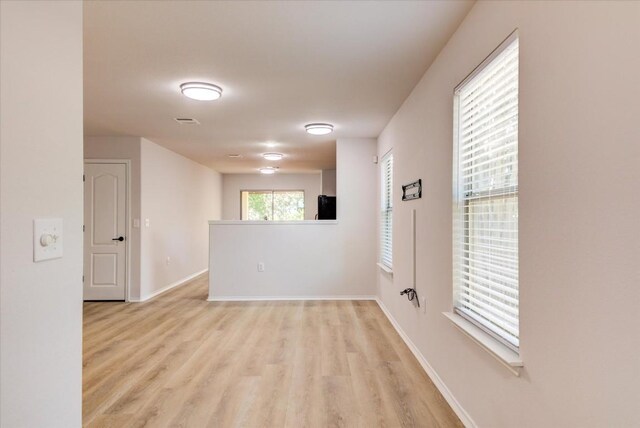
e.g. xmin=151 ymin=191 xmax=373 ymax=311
xmin=317 ymin=195 xmax=336 ymax=220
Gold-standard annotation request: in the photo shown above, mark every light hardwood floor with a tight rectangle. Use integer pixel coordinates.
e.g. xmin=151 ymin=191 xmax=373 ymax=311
xmin=83 ymin=274 xmax=462 ymax=428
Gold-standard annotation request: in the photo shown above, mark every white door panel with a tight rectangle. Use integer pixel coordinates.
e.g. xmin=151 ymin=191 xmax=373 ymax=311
xmin=84 ymin=162 xmax=127 ymax=300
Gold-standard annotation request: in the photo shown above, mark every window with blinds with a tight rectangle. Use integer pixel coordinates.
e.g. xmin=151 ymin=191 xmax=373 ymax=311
xmin=453 ymin=33 xmax=519 ymax=351
xmin=380 ymin=152 xmax=393 ymax=269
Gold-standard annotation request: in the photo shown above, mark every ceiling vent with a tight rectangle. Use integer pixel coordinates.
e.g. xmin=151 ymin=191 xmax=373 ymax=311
xmin=227 ymin=154 xmax=242 ymax=158
xmin=174 ymin=117 xmax=200 ymax=125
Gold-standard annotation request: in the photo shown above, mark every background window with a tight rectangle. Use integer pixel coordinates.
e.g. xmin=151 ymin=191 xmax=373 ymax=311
xmin=453 ymin=34 xmax=519 ymax=350
xmin=380 ymin=152 xmax=393 ymax=269
xmin=241 ymin=190 xmax=304 ymax=221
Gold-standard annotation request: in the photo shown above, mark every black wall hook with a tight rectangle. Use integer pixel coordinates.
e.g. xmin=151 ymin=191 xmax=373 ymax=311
xmin=400 ymin=288 xmax=420 ymax=307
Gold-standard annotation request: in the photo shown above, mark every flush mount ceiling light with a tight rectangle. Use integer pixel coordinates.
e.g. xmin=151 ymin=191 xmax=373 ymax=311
xmin=305 ymin=123 xmax=334 ymax=135
xmin=263 ymin=153 xmax=284 ymax=161
xmin=180 ymin=82 xmax=223 ymax=101
xmin=259 ymin=167 xmax=277 ymax=174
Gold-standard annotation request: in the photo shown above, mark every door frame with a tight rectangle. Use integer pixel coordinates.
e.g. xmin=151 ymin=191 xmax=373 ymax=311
xmin=84 ymin=159 xmax=131 ymax=302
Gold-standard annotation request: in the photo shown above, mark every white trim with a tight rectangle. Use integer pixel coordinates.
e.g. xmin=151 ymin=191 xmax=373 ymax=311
xmin=375 ymin=298 xmax=476 ymax=428
xmin=376 ymin=262 xmax=393 ymax=275
xmin=454 ymin=29 xmax=519 ymax=93
xmin=83 ymin=159 xmax=131 ymax=302
xmin=207 ymin=295 xmax=376 ymax=302
xmin=209 ymin=220 xmax=338 ymax=225
xmin=130 ymin=269 xmax=208 ymax=302
xmin=443 ymin=312 xmax=523 ymax=376
xmin=380 ymin=147 xmax=393 ymax=160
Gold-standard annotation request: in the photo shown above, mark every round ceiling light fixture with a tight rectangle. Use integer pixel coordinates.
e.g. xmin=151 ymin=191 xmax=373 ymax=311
xmin=305 ymin=123 xmax=334 ymax=135
xmin=180 ymin=82 xmax=223 ymax=101
xmin=263 ymin=152 xmax=284 ymax=161
xmin=259 ymin=167 xmax=277 ymax=174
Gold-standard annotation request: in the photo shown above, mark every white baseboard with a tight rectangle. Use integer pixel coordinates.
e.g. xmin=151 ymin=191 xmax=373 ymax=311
xmin=207 ymin=295 xmax=377 ymax=302
xmin=130 ymin=269 xmax=208 ymax=302
xmin=375 ymin=298 xmax=476 ymax=428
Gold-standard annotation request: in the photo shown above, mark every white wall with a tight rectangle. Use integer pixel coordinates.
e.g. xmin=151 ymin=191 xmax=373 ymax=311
xmin=336 ymin=139 xmax=378 ymax=294
xmin=210 ymin=138 xmax=377 ymax=299
xmin=222 ymin=173 xmax=321 ymax=220
xmin=84 ymin=136 xmax=142 ymax=300
xmin=377 ymin=1 xmax=640 ymax=427
xmin=209 ymin=222 xmax=359 ymax=298
xmin=321 ymin=169 xmax=336 ymax=196
xmin=84 ymin=137 xmax=221 ymax=301
xmin=0 ymin=1 xmax=83 ymax=426
xmin=140 ymin=139 xmax=222 ymax=300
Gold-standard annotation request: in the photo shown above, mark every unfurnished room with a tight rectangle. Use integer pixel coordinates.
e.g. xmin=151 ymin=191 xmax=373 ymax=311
xmin=1 ymin=1 xmax=639 ymax=427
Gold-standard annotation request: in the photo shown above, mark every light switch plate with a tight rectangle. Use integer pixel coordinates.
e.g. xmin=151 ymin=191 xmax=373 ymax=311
xmin=34 ymin=218 xmax=63 ymax=262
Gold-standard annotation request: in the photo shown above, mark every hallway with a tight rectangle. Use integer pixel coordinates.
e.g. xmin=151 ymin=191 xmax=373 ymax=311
xmin=83 ymin=275 xmax=461 ymax=427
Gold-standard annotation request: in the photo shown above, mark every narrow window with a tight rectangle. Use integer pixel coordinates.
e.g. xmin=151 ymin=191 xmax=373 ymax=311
xmin=380 ymin=152 xmax=393 ymax=269
xmin=453 ymin=33 xmax=519 ymax=351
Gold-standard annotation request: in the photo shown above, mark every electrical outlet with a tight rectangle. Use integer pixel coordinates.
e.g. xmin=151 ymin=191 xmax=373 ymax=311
xmin=258 ymin=262 xmax=265 ymax=272
xmin=166 ymin=256 xmax=171 ymax=265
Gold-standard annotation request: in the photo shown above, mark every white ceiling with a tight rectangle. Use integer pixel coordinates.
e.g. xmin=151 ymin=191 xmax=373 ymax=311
xmin=84 ymin=0 xmax=473 ymax=173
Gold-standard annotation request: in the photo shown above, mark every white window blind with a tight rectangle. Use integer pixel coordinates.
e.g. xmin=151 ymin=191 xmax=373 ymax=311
xmin=380 ymin=152 xmax=393 ymax=269
xmin=453 ymin=33 xmax=519 ymax=351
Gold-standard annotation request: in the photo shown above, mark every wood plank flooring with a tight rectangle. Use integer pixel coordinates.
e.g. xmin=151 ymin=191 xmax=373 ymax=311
xmin=83 ymin=274 xmax=462 ymax=428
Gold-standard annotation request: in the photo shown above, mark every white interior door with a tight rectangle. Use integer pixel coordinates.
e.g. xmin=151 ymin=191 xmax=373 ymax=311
xmin=84 ymin=162 xmax=127 ymax=300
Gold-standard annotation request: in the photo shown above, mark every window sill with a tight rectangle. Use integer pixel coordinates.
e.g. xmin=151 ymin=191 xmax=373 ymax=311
xmin=377 ymin=262 xmax=393 ymax=276
xmin=443 ymin=312 xmax=523 ymax=376
xmin=208 ymin=220 xmax=338 ymax=225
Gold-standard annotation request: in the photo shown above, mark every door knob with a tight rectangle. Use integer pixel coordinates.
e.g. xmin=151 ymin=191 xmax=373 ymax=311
xmin=112 ymin=236 xmax=125 ymax=242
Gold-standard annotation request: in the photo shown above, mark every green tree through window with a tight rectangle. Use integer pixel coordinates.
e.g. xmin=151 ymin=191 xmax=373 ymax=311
xmin=241 ymin=190 xmax=304 ymax=221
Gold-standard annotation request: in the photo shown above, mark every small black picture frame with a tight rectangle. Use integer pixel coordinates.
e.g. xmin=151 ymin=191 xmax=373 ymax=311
xmin=402 ymin=179 xmax=422 ymax=201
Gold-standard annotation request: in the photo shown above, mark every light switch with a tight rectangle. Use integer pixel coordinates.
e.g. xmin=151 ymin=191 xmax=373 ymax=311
xmin=34 ymin=218 xmax=63 ymax=262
